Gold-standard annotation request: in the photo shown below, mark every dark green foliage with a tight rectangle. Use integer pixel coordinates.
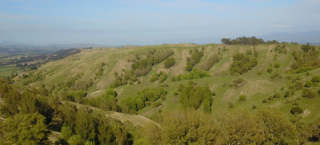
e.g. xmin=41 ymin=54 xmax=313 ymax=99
xmin=290 ymin=107 xmax=303 ymax=115
xmin=0 ymin=113 xmax=51 ymax=144
xmin=302 ymin=88 xmax=316 ymax=99
xmin=288 ymin=47 xmax=320 ymax=74
xmin=173 ymin=68 xmax=210 ymax=81
xmin=238 ymin=95 xmax=246 ymax=102
xmin=153 ymin=102 xmax=162 ymax=108
xmin=164 ymin=57 xmax=175 ymax=68
xmin=150 ymin=71 xmax=167 ymax=83
xmin=61 ymin=123 xmax=73 ymax=140
xmin=95 ymin=62 xmax=105 ymax=77
xmin=112 ymin=50 xmax=174 ymax=88
xmin=121 ymin=86 xmax=167 ymax=112
xmin=301 ymin=43 xmax=315 ymax=53
xmin=262 ymin=98 xmax=268 ymax=103
xmin=267 ymin=66 xmax=273 ymax=74
xmin=284 ymin=91 xmax=290 ymax=98
xmin=201 ymin=54 xmax=220 ymax=71
xmin=274 ymin=62 xmax=280 ymax=68
xmin=178 ymin=83 xmax=213 ymax=111
xmin=221 ymin=36 xmax=277 ymax=45
xmin=318 ymin=89 xmax=320 ymax=95
xmin=228 ymin=102 xmax=234 ymax=108
xmin=257 ymin=70 xmax=263 ymax=75
xmin=271 ymin=72 xmax=281 ymax=79
xmin=274 ymin=93 xmax=281 ymax=98
xmin=252 ymin=105 xmax=257 ymax=109
xmin=274 ymin=44 xmax=286 ymax=54
xmin=83 ymin=88 xmax=118 ymax=111
xmin=230 ymin=53 xmax=258 ymax=75
xmin=295 ymin=66 xmax=313 ymax=74
xmin=234 ymin=78 xmax=244 ymax=84
xmin=186 ymin=49 xmax=204 ymax=72
xmin=305 ymin=81 xmax=313 ymax=88
xmin=311 ymin=76 xmax=320 ymax=83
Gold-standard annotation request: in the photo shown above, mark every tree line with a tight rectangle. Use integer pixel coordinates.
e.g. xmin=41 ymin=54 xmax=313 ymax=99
xmin=221 ymin=36 xmax=299 ymax=45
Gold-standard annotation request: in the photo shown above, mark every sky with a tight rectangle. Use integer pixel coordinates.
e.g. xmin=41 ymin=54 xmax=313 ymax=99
xmin=0 ymin=0 xmax=320 ymax=45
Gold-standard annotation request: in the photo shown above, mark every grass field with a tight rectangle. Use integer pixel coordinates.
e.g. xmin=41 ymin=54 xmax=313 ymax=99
xmin=13 ymin=43 xmax=320 ymax=124
xmin=0 ymin=65 xmax=20 ymax=77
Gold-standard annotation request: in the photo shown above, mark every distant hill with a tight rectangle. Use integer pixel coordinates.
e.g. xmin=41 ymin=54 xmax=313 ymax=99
xmin=0 ymin=43 xmax=114 ymax=53
xmin=260 ymin=31 xmax=320 ymax=45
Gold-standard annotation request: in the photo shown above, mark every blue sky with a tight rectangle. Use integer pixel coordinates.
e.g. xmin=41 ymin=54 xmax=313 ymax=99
xmin=0 ymin=0 xmax=319 ymax=45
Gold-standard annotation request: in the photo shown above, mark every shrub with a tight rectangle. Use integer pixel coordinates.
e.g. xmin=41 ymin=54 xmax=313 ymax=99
xmin=302 ymin=88 xmax=316 ymax=98
xmin=274 ymin=93 xmax=281 ymax=98
xmin=274 ymin=62 xmax=280 ymax=68
xmin=257 ymin=70 xmax=263 ymax=75
xmin=267 ymin=67 xmax=273 ymax=74
xmin=284 ymin=91 xmax=290 ymax=98
xmin=311 ymin=76 xmax=320 ymax=83
xmin=262 ymin=98 xmax=268 ymax=103
xmin=305 ymin=81 xmax=313 ymax=88
xmin=252 ymin=105 xmax=257 ymax=109
xmin=228 ymin=102 xmax=234 ymax=108
xmin=239 ymin=95 xmax=246 ymax=102
xmin=153 ymin=102 xmax=162 ymax=108
xmin=290 ymin=107 xmax=303 ymax=115
xmin=164 ymin=58 xmax=175 ymax=68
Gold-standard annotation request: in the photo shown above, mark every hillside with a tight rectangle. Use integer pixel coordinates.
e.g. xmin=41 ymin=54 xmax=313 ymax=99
xmin=3 ymin=43 xmax=320 ymax=144
xmin=11 ymin=43 xmax=320 ymax=122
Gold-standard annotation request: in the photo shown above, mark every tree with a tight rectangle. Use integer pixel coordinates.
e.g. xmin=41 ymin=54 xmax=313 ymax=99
xmin=61 ymin=123 xmax=73 ymax=140
xmin=0 ymin=113 xmax=50 ymax=144
xmin=257 ymin=108 xmax=299 ymax=144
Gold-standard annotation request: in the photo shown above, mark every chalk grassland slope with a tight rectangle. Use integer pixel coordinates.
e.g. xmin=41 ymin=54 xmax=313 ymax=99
xmin=14 ymin=44 xmax=320 ymax=123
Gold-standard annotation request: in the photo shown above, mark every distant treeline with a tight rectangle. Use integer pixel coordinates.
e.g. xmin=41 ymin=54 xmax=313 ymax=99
xmin=221 ymin=36 xmax=299 ymax=45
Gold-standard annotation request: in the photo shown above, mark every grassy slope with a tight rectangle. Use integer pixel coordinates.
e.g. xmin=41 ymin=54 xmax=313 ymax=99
xmin=14 ymin=43 xmax=320 ymax=124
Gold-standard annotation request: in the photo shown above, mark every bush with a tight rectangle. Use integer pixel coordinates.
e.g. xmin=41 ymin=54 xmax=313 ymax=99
xmin=267 ymin=67 xmax=273 ymax=74
xmin=302 ymin=88 xmax=316 ymax=98
xmin=274 ymin=93 xmax=281 ymax=98
xmin=284 ymin=91 xmax=290 ymax=98
xmin=262 ymin=98 xmax=268 ymax=103
xmin=228 ymin=102 xmax=234 ymax=108
xmin=305 ymin=81 xmax=313 ymax=88
xmin=252 ymin=105 xmax=257 ymax=109
xmin=234 ymin=78 xmax=244 ymax=84
xmin=239 ymin=95 xmax=246 ymax=102
xmin=290 ymin=107 xmax=303 ymax=115
xmin=257 ymin=70 xmax=263 ymax=75
xmin=274 ymin=62 xmax=280 ymax=68
xmin=164 ymin=58 xmax=175 ymax=68
xmin=153 ymin=102 xmax=162 ymax=108
xmin=311 ymin=76 xmax=320 ymax=83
